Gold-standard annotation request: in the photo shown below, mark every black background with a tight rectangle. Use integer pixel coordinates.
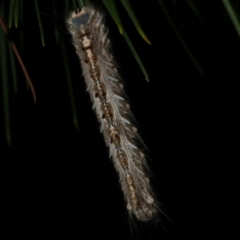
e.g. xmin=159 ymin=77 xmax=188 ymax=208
xmin=1 ymin=0 xmax=240 ymax=239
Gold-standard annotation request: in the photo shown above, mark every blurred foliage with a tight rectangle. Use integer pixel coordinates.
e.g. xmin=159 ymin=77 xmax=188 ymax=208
xmin=1 ymin=0 xmax=240 ymax=146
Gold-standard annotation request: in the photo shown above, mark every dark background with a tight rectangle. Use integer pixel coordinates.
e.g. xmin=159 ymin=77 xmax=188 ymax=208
xmin=1 ymin=0 xmax=240 ymax=239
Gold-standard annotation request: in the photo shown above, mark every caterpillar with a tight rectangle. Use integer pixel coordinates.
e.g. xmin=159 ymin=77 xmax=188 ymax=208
xmin=66 ymin=5 xmax=158 ymax=222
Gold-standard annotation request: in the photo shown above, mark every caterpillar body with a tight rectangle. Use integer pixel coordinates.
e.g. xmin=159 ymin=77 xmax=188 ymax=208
xmin=67 ymin=6 xmax=158 ymax=222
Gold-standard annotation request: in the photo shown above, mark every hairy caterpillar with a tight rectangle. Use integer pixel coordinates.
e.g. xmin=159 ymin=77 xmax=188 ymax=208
xmin=66 ymin=6 xmax=159 ymax=222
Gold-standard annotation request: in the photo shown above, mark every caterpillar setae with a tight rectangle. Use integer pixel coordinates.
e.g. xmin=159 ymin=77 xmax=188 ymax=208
xmin=66 ymin=5 xmax=159 ymax=222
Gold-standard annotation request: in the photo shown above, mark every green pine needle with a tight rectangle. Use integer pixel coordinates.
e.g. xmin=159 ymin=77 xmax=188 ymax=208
xmin=8 ymin=41 xmax=18 ymax=93
xmin=185 ymin=0 xmax=202 ymax=19
xmin=60 ymin=36 xmax=79 ymax=131
xmin=102 ymin=0 xmax=123 ymax=34
xmin=8 ymin=0 xmax=16 ymax=28
xmin=76 ymin=0 xmax=85 ymax=8
xmin=72 ymin=0 xmax=77 ymax=10
xmin=14 ymin=0 xmax=19 ymax=27
xmin=121 ymin=0 xmax=151 ymax=44
xmin=222 ymin=0 xmax=240 ymax=37
xmin=34 ymin=0 xmax=45 ymax=46
xmin=103 ymin=0 xmax=149 ymax=81
xmin=52 ymin=0 xmax=60 ymax=44
xmin=122 ymin=29 xmax=149 ymax=81
xmin=0 ymin=26 xmax=11 ymax=147
xmin=158 ymin=0 xmax=204 ymax=76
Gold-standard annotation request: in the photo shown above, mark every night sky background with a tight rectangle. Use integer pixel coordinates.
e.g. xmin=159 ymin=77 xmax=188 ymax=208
xmin=1 ymin=0 xmax=240 ymax=239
